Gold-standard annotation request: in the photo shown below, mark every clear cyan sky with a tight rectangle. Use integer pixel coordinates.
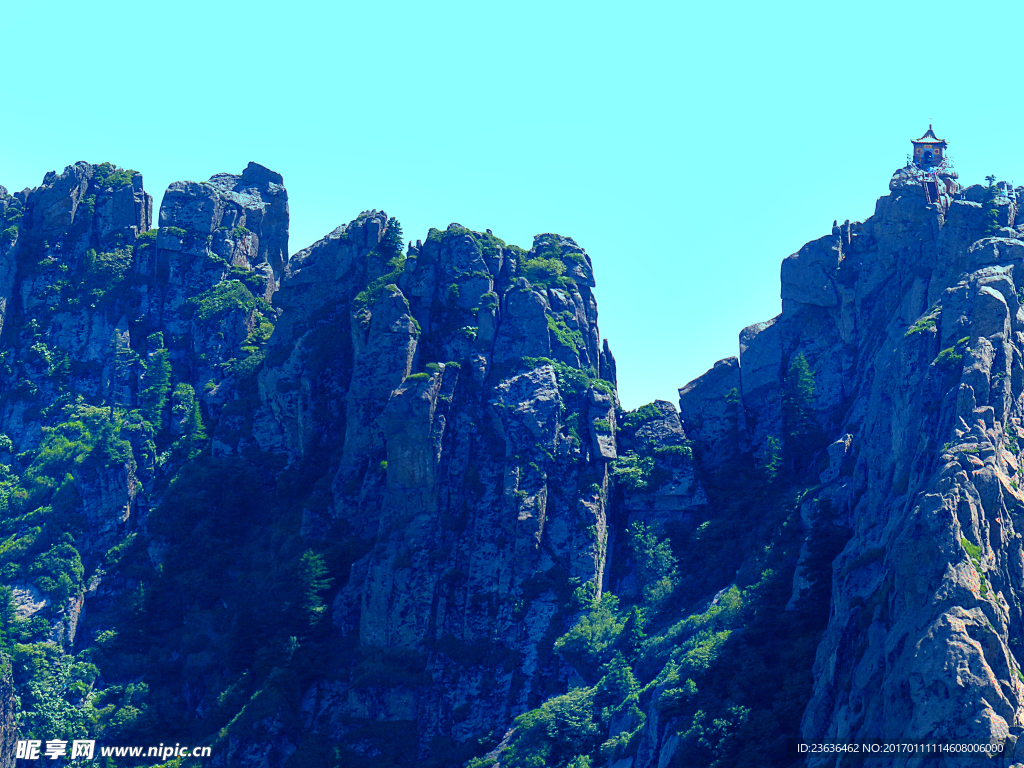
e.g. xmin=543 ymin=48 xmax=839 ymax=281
xmin=3 ymin=1 xmax=1023 ymax=410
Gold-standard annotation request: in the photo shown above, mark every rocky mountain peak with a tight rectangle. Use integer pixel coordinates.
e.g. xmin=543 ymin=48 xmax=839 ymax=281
xmin=7 ymin=155 xmax=1024 ymax=766
xmin=159 ymin=162 xmax=289 ymax=285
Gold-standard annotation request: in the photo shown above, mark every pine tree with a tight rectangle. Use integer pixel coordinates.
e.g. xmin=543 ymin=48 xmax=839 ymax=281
xmin=379 ymin=217 xmax=404 ymax=260
xmin=982 ymin=175 xmax=1001 ymax=237
xmin=782 ymin=353 xmax=817 ymax=457
xmin=725 ymin=386 xmax=742 ymax=447
xmin=614 ymin=607 xmax=645 ymax=658
xmin=140 ymin=333 xmax=171 ymax=430
xmin=298 ymin=550 xmax=332 ymax=625
xmin=171 ymin=383 xmax=206 ymax=459
xmin=762 ymin=435 xmax=783 ymax=481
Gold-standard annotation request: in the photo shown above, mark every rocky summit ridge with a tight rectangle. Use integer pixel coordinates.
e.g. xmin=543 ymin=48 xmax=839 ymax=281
xmin=0 ymin=158 xmax=1022 ymax=767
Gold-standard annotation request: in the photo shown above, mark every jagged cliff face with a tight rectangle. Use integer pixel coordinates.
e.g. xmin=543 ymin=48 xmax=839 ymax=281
xmin=798 ymin=193 xmax=1024 ymax=754
xmin=5 ymin=156 xmax=1024 ymax=768
xmin=679 ymin=171 xmax=1024 ymax=764
xmin=0 ymin=161 xmax=639 ymax=766
xmin=245 ymin=213 xmax=622 ymax=761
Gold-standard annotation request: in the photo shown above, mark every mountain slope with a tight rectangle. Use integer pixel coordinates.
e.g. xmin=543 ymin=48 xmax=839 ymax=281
xmin=1 ymin=161 xmax=1022 ymax=768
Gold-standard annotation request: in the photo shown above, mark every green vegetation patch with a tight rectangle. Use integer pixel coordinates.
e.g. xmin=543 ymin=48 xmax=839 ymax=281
xmin=29 ymin=404 xmax=134 ymax=481
xmin=620 ymin=404 xmax=663 ymax=431
xmin=503 ymin=686 xmax=600 ymax=767
xmin=189 ymin=280 xmax=271 ymax=323
xmin=516 ymin=244 xmax=581 ymax=289
xmin=936 ymin=346 xmax=964 ymax=369
xmin=961 ymin=537 xmax=982 ymax=561
xmin=226 ymin=310 xmax=275 ymax=378
xmin=655 ymin=444 xmax=693 ymax=460
xmin=522 ymin=257 xmax=567 ymax=287
xmin=533 ymin=235 xmax=585 ymax=265
xmin=353 ymin=255 xmax=407 ymax=312
xmin=519 ymin=357 xmax=614 ymax=397
xmin=476 ymin=231 xmax=507 ymax=262
xmin=610 ymin=451 xmax=655 ymax=491
xmin=554 ymin=592 xmax=626 ymax=682
xmin=30 ymin=543 xmax=83 ymax=603
xmin=961 ymin=537 xmax=988 ymax=596
xmin=548 ymin=314 xmax=585 ymax=354
xmin=982 ymin=177 xmax=1002 ymax=237
xmin=628 ymin=521 xmax=678 ymax=606
xmin=82 ymin=247 xmax=133 ymax=299
xmin=140 ymin=334 xmax=171 ymax=429
xmin=227 ymin=266 xmax=267 ymax=296
xmin=93 ymin=162 xmax=136 ymax=189
xmin=378 ymin=218 xmax=404 ymax=260
xmin=904 ymin=306 xmax=940 ymax=338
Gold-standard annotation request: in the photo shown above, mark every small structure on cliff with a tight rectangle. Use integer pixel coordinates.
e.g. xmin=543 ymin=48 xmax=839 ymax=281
xmin=891 ymin=124 xmax=961 ymax=207
xmin=911 ymin=124 xmax=947 ymax=169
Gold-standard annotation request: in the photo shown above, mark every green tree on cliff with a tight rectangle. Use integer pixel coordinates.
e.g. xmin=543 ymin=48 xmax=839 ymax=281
xmin=298 ymin=549 xmax=332 ymax=625
xmin=628 ymin=521 xmax=677 ymax=605
xmin=139 ymin=333 xmax=171 ymax=429
xmin=171 ymin=383 xmax=206 ymax=459
xmin=379 ymin=217 xmax=404 ymax=259
xmin=983 ymin=175 xmax=1001 ymax=237
xmin=782 ymin=353 xmax=817 ymax=471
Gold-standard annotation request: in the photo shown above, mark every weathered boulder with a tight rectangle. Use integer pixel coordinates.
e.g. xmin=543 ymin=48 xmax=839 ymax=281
xmin=160 ymin=161 xmax=288 ymax=285
xmin=678 ymin=357 xmax=742 ymax=471
xmin=781 ymin=233 xmax=840 ymax=310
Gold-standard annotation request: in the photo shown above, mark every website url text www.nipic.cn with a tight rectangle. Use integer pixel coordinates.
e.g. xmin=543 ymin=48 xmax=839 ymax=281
xmin=16 ymin=739 xmax=212 ymax=760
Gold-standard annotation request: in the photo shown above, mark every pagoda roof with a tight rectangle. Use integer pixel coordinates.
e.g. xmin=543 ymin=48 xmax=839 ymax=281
xmin=912 ymin=125 xmax=947 ymax=145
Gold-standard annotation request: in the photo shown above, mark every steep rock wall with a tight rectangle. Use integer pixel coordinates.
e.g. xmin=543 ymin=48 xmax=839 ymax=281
xmin=677 ymin=171 xmax=1024 ymax=766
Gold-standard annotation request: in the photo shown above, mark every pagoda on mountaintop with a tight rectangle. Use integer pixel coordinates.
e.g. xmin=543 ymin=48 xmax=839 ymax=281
xmin=903 ymin=124 xmax=960 ymax=205
xmin=911 ymin=125 xmax=948 ymax=170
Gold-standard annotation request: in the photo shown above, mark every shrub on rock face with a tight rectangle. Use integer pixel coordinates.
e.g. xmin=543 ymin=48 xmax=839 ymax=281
xmin=30 ymin=543 xmax=83 ymax=606
xmin=189 ymin=280 xmax=268 ymax=323
xmin=610 ymin=451 xmax=654 ymax=490
xmin=82 ymin=248 xmax=133 ymax=301
xmin=628 ymin=522 xmax=677 ymax=605
xmin=92 ymin=162 xmax=136 ymax=190
xmin=619 ymin=403 xmax=662 ymax=431
xmin=504 ymin=687 xmax=600 ymax=768
xmin=554 ymin=593 xmax=626 ymax=683
xmin=521 ymin=256 xmax=567 ymax=287
xmin=936 ymin=345 xmax=964 ymax=369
